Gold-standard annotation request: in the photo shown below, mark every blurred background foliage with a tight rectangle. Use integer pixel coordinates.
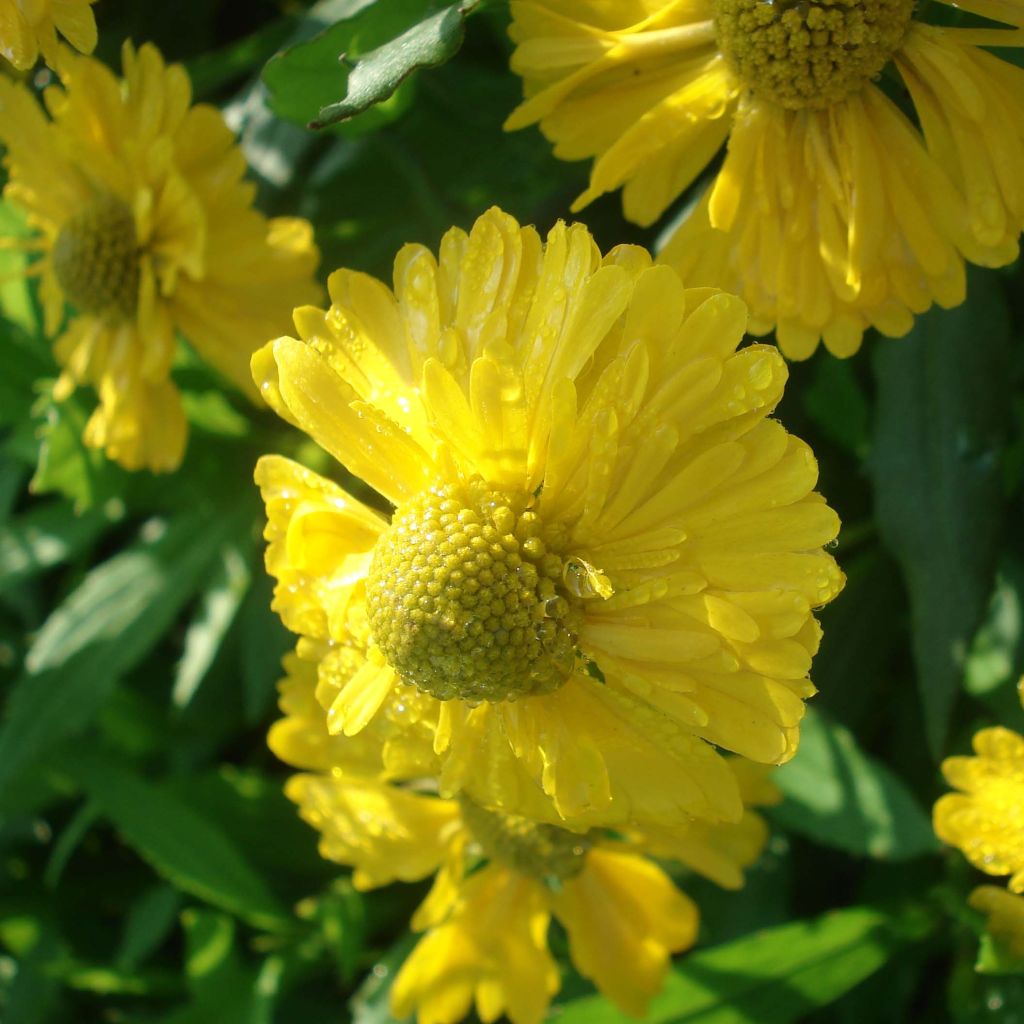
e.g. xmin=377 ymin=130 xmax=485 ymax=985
xmin=1 ymin=1 xmax=1023 ymax=1021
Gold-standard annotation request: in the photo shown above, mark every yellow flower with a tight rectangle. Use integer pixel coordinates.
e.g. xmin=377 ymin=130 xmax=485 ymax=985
xmin=935 ymin=726 xmax=1024 ymax=891
xmin=504 ymin=1 xmax=1024 ymax=358
xmin=254 ymin=207 xmax=842 ymax=831
xmin=0 ymin=0 xmax=97 ymax=70
xmin=969 ymin=887 xmax=1024 ymax=961
xmin=275 ymin=678 xmax=778 ymax=1024
xmin=0 ymin=42 xmax=320 ymax=471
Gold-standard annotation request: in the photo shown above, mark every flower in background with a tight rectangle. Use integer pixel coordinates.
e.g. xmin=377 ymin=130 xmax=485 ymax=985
xmin=505 ymin=1 xmax=1024 ymax=359
xmin=0 ymin=0 xmax=97 ymax=70
xmin=253 ymin=207 xmax=842 ymax=832
xmin=935 ymin=707 xmax=1024 ymax=960
xmin=271 ymin=653 xmax=780 ymax=1024
xmin=0 ymin=41 xmax=320 ymax=471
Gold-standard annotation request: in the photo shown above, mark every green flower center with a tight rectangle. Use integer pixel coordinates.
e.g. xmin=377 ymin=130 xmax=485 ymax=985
xmin=365 ymin=480 xmax=587 ymax=704
xmin=713 ymin=0 xmax=915 ymax=110
xmin=52 ymin=194 xmax=139 ymax=319
xmin=460 ymin=797 xmax=591 ymax=882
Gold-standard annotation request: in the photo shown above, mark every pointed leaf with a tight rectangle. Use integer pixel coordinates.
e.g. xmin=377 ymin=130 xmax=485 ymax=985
xmin=870 ymin=268 xmax=1012 ymax=755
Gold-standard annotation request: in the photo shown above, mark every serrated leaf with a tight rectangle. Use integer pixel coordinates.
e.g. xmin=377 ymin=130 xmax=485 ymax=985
xmin=262 ymin=0 xmax=420 ymax=132
xmin=554 ymin=906 xmax=932 ymax=1024
xmin=769 ymin=707 xmax=938 ymax=861
xmin=300 ymin=1 xmax=479 ymax=130
xmin=64 ymin=753 xmax=289 ymax=931
xmin=870 ymin=268 xmax=1012 ymax=756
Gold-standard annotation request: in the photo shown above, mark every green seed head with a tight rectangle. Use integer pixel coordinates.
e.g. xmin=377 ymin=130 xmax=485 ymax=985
xmin=365 ymin=481 xmax=581 ymax=704
xmin=713 ymin=0 xmax=915 ymax=110
xmin=52 ymin=194 xmax=139 ymax=319
xmin=460 ymin=797 xmax=591 ymax=882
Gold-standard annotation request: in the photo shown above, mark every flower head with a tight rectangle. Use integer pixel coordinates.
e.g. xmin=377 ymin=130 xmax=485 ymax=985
xmin=935 ymin=713 xmax=1024 ymax=962
xmin=505 ymin=0 xmax=1024 ymax=358
xmin=253 ymin=207 xmax=842 ymax=831
xmin=0 ymin=42 xmax=320 ymax=471
xmin=271 ymin=654 xmax=779 ymax=1024
xmin=1 ymin=0 xmax=97 ymax=70
xmin=935 ymin=725 xmax=1024 ymax=891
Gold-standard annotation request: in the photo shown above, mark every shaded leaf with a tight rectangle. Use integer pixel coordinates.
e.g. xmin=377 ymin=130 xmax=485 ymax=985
xmin=870 ymin=268 xmax=1012 ymax=755
xmin=770 ymin=707 xmax=938 ymax=861
xmin=555 ymin=906 xmax=932 ymax=1024
xmin=64 ymin=752 xmax=289 ymax=930
xmin=116 ymin=884 xmax=182 ymax=972
xmin=0 ymin=510 xmax=236 ymax=795
xmin=172 ymin=540 xmax=253 ymax=709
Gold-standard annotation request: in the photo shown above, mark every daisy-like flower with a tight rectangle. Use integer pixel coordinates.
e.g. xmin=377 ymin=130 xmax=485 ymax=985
xmin=0 ymin=42 xmax=320 ymax=471
xmin=935 ymin=707 xmax=1024 ymax=960
xmin=271 ymin=656 xmax=780 ymax=1024
xmin=253 ymin=207 xmax=843 ymax=831
xmin=935 ymin=724 xmax=1024 ymax=891
xmin=1 ymin=0 xmax=97 ymax=70
xmin=504 ymin=0 xmax=1024 ymax=358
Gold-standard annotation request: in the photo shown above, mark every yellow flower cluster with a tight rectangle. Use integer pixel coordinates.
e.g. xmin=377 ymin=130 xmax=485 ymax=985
xmin=935 ymin=690 xmax=1024 ymax=962
xmin=254 ymin=207 xmax=843 ymax=1020
xmin=505 ymin=0 xmax=1024 ymax=358
xmin=0 ymin=41 xmax=320 ymax=470
xmin=271 ymin=647 xmax=781 ymax=1022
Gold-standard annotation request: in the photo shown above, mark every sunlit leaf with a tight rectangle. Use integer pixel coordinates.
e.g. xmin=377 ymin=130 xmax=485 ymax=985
xmin=770 ymin=707 xmax=938 ymax=861
xmin=555 ymin=906 xmax=932 ymax=1024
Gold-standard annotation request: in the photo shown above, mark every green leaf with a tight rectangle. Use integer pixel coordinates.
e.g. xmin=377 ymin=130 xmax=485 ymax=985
xmin=162 ymin=910 xmax=259 ymax=1024
xmin=262 ymin=0 xmax=421 ymax=132
xmin=555 ymin=906 xmax=932 ymax=1024
xmin=63 ymin=752 xmax=289 ymax=930
xmin=870 ymin=268 xmax=1013 ymax=756
xmin=30 ymin=387 xmax=129 ymax=512
xmin=266 ymin=0 xmax=480 ymax=131
xmin=350 ymin=931 xmax=417 ymax=1024
xmin=115 ymin=884 xmax=182 ymax=972
xmin=0 ymin=200 xmax=41 ymax=334
xmin=769 ymin=707 xmax=938 ymax=860
xmin=0 ymin=510 xmax=234 ymax=795
xmin=965 ymin=556 xmax=1024 ymax=703
xmin=172 ymin=540 xmax=253 ymax=709
xmin=0 ymin=498 xmax=120 ymax=594
xmin=977 ymin=932 xmax=1024 ymax=977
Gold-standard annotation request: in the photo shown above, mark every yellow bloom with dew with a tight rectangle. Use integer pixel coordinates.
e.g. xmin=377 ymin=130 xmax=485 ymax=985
xmin=505 ymin=0 xmax=1024 ymax=359
xmin=0 ymin=0 xmax=97 ymax=71
xmin=253 ymin=207 xmax=843 ymax=831
xmin=270 ymin=654 xmax=780 ymax=1024
xmin=935 ymin=725 xmax=1024 ymax=891
xmin=0 ymin=42 xmax=320 ymax=471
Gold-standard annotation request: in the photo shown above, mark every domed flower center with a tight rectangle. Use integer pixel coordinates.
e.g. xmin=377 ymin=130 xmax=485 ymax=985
xmin=460 ymin=797 xmax=591 ymax=882
xmin=365 ymin=480 xmax=590 ymax=704
xmin=52 ymin=194 xmax=139 ymax=319
xmin=713 ymin=0 xmax=915 ymax=110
